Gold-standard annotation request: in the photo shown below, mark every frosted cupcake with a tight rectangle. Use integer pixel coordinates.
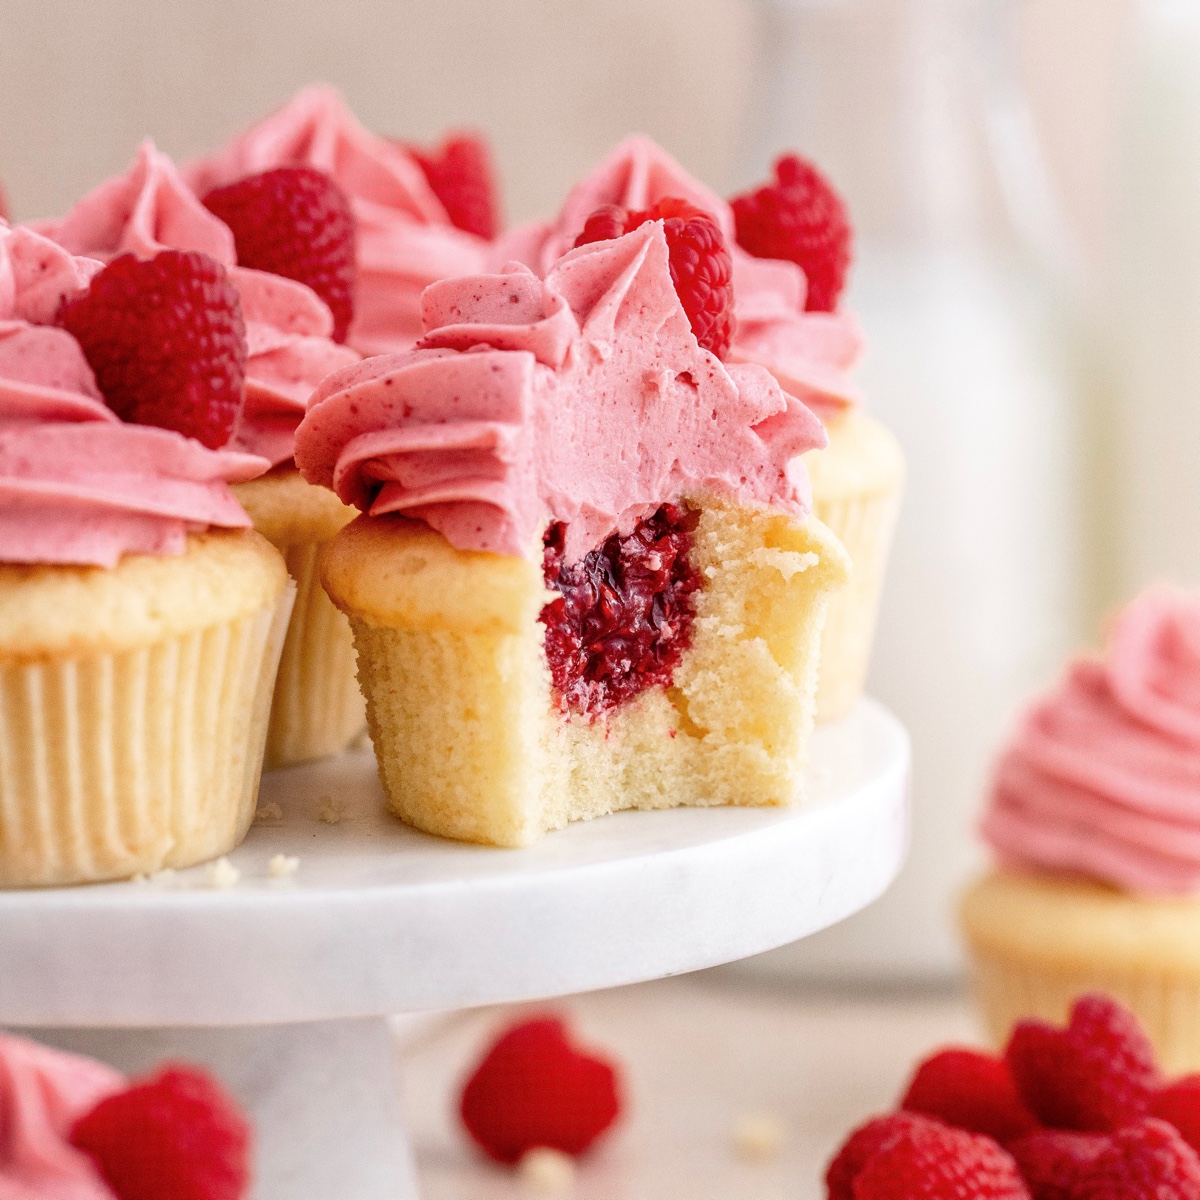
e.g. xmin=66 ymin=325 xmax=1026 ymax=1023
xmin=0 ymin=222 xmax=292 ymax=887
xmin=43 ymin=142 xmax=364 ymax=766
xmin=960 ymin=588 xmax=1200 ymax=1072
xmin=296 ymin=210 xmax=848 ymax=846
xmin=183 ymin=84 xmax=499 ymax=357
xmin=492 ymin=136 xmax=903 ymax=722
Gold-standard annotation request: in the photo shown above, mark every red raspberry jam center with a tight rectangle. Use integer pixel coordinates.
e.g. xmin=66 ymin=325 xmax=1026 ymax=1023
xmin=540 ymin=504 xmax=702 ymax=716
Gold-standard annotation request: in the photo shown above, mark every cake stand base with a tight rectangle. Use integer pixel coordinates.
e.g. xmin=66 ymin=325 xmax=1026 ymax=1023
xmin=31 ymin=1018 xmax=419 ymax=1200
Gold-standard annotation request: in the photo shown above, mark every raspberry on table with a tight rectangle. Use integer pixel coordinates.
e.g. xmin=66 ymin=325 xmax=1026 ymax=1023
xmin=729 ymin=153 xmax=852 ymax=313
xmin=1007 ymin=1130 xmax=1109 ymax=1200
xmin=59 ymin=249 xmax=247 ymax=450
xmin=459 ymin=1014 xmax=622 ymax=1164
xmin=825 ymin=1112 xmax=939 ymax=1200
xmin=1151 ymin=1075 xmax=1200 ymax=1155
xmin=1005 ymin=994 xmax=1161 ymax=1132
xmin=573 ymin=197 xmax=735 ymax=358
xmin=408 ymin=132 xmax=502 ymax=240
xmin=1072 ymin=1118 xmax=1200 ymax=1200
xmin=202 ymin=166 xmax=357 ymax=342
xmin=901 ymin=1047 xmax=1041 ymax=1143
xmin=70 ymin=1063 xmax=251 ymax=1200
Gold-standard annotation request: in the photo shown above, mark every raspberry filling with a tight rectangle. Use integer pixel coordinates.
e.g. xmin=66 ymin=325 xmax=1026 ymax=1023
xmin=540 ymin=504 xmax=702 ymax=716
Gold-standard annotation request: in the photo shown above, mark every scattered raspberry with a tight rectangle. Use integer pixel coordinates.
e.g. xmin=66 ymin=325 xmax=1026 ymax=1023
xmin=1151 ymin=1075 xmax=1200 ymax=1155
xmin=900 ymin=1047 xmax=1040 ymax=1143
xmin=851 ymin=1122 xmax=1031 ymax=1200
xmin=573 ymin=197 xmax=735 ymax=358
xmin=1072 ymin=1118 xmax=1200 ymax=1199
xmin=1007 ymin=1130 xmax=1109 ymax=1200
xmin=541 ymin=503 xmax=702 ymax=716
xmin=202 ymin=166 xmax=356 ymax=342
xmin=1005 ymin=994 xmax=1161 ymax=1132
xmin=71 ymin=1064 xmax=251 ymax=1200
xmin=459 ymin=1015 xmax=621 ymax=1164
xmin=59 ymin=250 xmax=246 ymax=449
xmin=729 ymin=153 xmax=852 ymax=312
xmin=826 ymin=1112 xmax=937 ymax=1200
xmin=409 ymin=132 xmax=502 ymax=240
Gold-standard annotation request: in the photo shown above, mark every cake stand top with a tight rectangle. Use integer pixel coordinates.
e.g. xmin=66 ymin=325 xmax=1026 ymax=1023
xmin=0 ymin=700 xmax=909 ymax=1028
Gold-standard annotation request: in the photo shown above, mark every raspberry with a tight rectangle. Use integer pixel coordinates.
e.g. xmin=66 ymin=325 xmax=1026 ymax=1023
xmin=409 ymin=133 xmax=502 ymax=240
xmin=459 ymin=1015 xmax=621 ymax=1164
xmin=1072 ymin=1118 xmax=1200 ymax=1199
xmin=202 ymin=166 xmax=356 ymax=342
xmin=70 ymin=1064 xmax=251 ymax=1200
xmin=851 ymin=1123 xmax=1031 ymax=1200
xmin=59 ymin=250 xmax=246 ymax=449
xmin=1005 ymin=995 xmax=1161 ymax=1132
xmin=900 ymin=1048 xmax=1040 ymax=1142
xmin=1151 ymin=1076 xmax=1200 ymax=1154
xmin=540 ymin=504 xmax=702 ymax=716
xmin=826 ymin=1112 xmax=938 ymax=1200
xmin=573 ymin=197 xmax=735 ymax=358
xmin=730 ymin=153 xmax=852 ymax=312
xmin=1007 ymin=1130 xmax=1109 ymax=1200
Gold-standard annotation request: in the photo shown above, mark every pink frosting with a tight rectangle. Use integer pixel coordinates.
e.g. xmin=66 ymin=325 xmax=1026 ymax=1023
xmin=296 ymin=221 xmax=826 ymax=561
xmin=491 ymin=135 xmax=861 ymax=418
xmin=0 ymin=221 xmax=264 ymax=567
xmin=982 ymin=589 xmax=1200 ymax=896
xmin=0 ymin=1032 xmax=124 ymax=1200
xmin=41 ymin=141 xmax=359 ymax=466
xmin=182 ymin=85 xmax=489 ymax=358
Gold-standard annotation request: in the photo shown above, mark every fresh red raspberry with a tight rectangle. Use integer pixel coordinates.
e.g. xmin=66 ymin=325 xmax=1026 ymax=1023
xmin=900 ymin=1047 xmax=1040 ymax=1142
xmin=202 ymin=166 xmax=356 ymax=342
xmin=459 ymin=1015 xmax=621 ymax=1164
xmin=1072 ymin=1118 xmax=1200 ymax=1199
xmin=729 ymin=153 xmax=852 ymax=312
xmin=409 ymin=132 xmax=502 ymax=240
xmin=1005 ymin=995 xmax=1161 ymax=1132
xmin=574 ymin=197 xmax=735 ymax=358
xmin=70 ymin=1064 xmax=251 ymax=1200
xmin=826 ymin=1112 xmax=938 ymax=1200
xmin=1151 ymin=1075 xmax=1200 ymax=1154
xmin=851 ymin=1122 xmax=1031 ymax=1200
xmin=59 ymin=250 xmax=246 ymax=449
xmin=1007 ymin=1130 xmax=1109 ymax=1200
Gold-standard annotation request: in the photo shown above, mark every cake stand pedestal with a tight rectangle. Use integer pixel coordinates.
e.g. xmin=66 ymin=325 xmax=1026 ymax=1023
xmin=1 ymin=699 xmax=909 ymax=1200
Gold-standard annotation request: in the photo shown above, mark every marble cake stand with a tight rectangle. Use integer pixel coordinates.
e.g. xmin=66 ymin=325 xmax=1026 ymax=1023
xmin=0 ymin=698 xmax=909 ymax=1200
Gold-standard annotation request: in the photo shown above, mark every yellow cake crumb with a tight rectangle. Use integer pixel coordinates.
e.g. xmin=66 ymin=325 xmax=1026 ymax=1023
xmin=518 ymin=1147 xmax=576 ymax=1192
xmin=267 ymin=853 xmax=300 ymax=880
xmin=254 ymin=802 xmax=285 ymax=825
xmin=206 ymin=857 xmax=240 ymax=889
xmin=317 ymin=795 xmax=345 ymax=825
xmin=732 ymin=1113 xmax=786 ymax=1162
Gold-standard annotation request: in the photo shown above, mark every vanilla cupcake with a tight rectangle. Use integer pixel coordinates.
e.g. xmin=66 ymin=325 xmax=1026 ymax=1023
xmin=492 ymin=137 xmax=902 ymax=722
xmin=960 ymin=588 xmax=1200 ymax=1072
xmin=0 ymin=222 xmax=292 ymax=887
xmin=45 ymin=143 xmax=364 ymax=766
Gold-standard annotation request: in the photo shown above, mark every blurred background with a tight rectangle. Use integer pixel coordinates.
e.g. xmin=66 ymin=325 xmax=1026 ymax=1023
xmin=3 ymin=0 xmax=1193 ymax=989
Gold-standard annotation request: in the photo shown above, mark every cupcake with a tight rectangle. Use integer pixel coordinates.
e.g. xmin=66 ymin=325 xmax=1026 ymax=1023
xmin=296 ymin=210 xmax=849 ymax=846
xmin=0 ymin=222 xmax=292 ymax=887
xmin=960 ymin=588 xmax=1200 ymax=1072
xmin=42 ymin=142 xmax=364 ymax=766
xmin=492 ymin=136 xmax=903 ymax=722
xmin=183 ymin=84 xmax=500 ymax=357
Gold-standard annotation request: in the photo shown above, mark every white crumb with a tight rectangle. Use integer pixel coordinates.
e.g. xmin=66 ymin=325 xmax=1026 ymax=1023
xmin=254 ymin=801 xmax=284 ymax=825
xmin=732 ymin=1113 xmax=786 ymax=1162
xmin=518 ymin=1147 xmax=576 ymax=1192
xmin=318 ymin=795 xmax=345 ymax=825
xmin=206 ymin=857 xmax=240 ymax=890
xmin=267 ymin=853 xmax=300 ymax=880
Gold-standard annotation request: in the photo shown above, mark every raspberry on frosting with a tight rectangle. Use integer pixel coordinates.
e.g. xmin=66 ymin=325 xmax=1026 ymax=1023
xmin=407 ymin=131 xmax=502 ymax=240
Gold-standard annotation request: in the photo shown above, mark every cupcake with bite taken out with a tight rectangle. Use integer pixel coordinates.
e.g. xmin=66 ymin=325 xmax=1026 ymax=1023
xmin=0 ymin=221 xmax=292 ymax=887
xmin=492 ymin=136 xmax=903 ymax=722
xmin=960 ymin=588 xmax=1200 ymax=1072
xmin=42 ymin=141 xmax=364 ymax=767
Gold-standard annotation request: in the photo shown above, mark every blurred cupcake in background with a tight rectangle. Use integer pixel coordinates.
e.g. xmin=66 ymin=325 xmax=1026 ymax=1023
xmin=960 ymin=588 xmax=1200 ymax=1072
xmin=493 ymin=135 xmax=903 ymax=721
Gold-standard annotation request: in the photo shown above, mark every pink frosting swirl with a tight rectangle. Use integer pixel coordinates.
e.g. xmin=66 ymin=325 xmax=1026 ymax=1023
xmin=0 ymin=221 xmax=264 ymax=567
xmin=0 ymin=1032 xmax=124 ymax=1200
xmin=296 ymin=221 xmax=825 ymax=561
xmin=183 ymin=85 xmax=489 ymax=357
xmin=491 ymin=135 xmax=861 ymax=417
xmin=41 ymin=141 xmax=359 ymax=466
xmin=982 ymin=589 xmax=1200 ymax=895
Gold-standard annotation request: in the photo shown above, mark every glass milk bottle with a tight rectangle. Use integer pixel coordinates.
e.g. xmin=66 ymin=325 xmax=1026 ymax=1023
xmin=732 ymin=0 xmax=1085 ymax=980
